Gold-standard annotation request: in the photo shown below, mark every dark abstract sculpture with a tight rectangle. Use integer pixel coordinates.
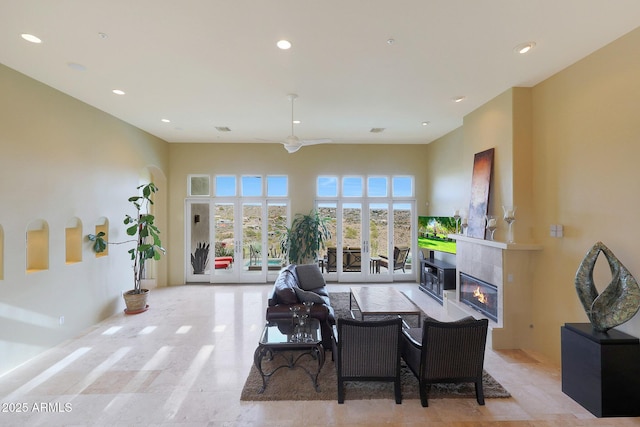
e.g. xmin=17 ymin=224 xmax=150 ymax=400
xmin=575 ymin=241 xmax=640 ymax=332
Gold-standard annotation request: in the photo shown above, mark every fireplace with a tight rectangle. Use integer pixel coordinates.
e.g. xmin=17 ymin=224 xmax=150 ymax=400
xmin=459 ymin=272 xmax=498 ymax=322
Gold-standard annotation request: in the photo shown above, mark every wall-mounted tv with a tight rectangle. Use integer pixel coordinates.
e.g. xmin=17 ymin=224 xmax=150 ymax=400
xmin=418 ymin=216 xmax=457 ymax=254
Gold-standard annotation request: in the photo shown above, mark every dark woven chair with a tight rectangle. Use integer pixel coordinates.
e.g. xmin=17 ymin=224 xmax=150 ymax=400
xmin=401 ymin=316 xmax=489 ymax=407
xmin=336 ymin=317 xmax=403 ymax=404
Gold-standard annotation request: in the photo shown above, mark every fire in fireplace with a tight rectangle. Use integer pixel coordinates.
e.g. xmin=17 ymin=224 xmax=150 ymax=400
xmin=459 ymin=272 xmax=498 ymax=322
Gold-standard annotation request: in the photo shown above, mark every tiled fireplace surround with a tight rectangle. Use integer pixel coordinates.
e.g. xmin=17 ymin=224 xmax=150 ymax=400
xmin=444 ymin=235 xmax=542 ymax=350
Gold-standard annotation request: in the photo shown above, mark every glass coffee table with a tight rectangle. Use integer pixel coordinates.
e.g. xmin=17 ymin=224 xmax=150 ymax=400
xmin=253 ymin=317 xmax=325 ymax=393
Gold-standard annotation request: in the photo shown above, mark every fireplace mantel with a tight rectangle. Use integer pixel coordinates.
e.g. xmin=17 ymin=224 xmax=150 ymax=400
xmin=448 ymin=234 xmax=542 ymax=251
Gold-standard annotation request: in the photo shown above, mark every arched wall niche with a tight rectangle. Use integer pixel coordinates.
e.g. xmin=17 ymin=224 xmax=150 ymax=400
xmin=141 ymin=165 xmax=167 ymax=287
xmin=26 ymin=219 xmax=49 ymax=273
xmin=65 ymin=217 xmax=82 ymax=264
xmin=94 ymin=217 xmax=109 ymax=258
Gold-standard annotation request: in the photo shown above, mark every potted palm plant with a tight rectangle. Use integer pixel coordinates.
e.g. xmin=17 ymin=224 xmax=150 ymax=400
xmin=88 ymin=182 xmax=165 ymax=314
xmin=280 ymin=209 xmax=331 ymax=265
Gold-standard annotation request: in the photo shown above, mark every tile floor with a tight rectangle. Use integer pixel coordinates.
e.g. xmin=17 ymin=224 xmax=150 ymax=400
xmin=0 ymin=283 xmax=638 ymax=426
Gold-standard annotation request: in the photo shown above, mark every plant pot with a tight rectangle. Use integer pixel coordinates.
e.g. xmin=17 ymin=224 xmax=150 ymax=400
xmin=123 ymin=289 xmax=149 ymax=314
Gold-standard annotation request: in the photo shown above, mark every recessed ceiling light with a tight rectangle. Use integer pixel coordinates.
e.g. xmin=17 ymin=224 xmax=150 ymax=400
xmin=514 ymin=42 xmax=536 ymax=54
xmin=387 ymin=38 xmax=395 ymax=45
xmin=277 ymin=39 xmax=292 ymax=50
xmin=452 ymin=96 xmax=465 ymax=103
xmin=292 ymin=120 xmax=301 ymax=124
xmin=370 ymin=127 xmax=385 ymax=133
xmin=112 ymin=89 xmax=125 ymax=95
xmin=161 ymin=119 xmax=170 ymax=123
xmin=98 ymin=32 xmax=108 ymax=39
xmin=67 ymin=62 xmax=86 ymax=72
xmin=215 ymin=126 xmax=231 ymax=132
xmin=21 ymin=33 xmax=42 ymax=44
xmin=422 ymin=121 xmax=430 ymax=126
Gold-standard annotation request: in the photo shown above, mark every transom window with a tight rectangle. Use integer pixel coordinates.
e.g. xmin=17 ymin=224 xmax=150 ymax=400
xmin=197 ymin=175 xmax=289 ymax=197
xmin=316 ymin=175 xmax=413 ymax=198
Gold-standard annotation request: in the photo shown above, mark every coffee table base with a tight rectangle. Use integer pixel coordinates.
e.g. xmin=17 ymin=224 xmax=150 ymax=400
xmin=253 ymin=344 xmax=325 ymax=393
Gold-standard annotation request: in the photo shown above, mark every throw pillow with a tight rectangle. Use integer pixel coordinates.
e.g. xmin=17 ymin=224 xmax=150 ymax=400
xmin=284 ymin=264 xmax=299 ymax=284
xmin=274 ymin=271 xmax=299 ymax=305
xmin=295 ymin=264 xmax=326 ymax=291
xmin=294 ymin=286 xmax=326 ymax=304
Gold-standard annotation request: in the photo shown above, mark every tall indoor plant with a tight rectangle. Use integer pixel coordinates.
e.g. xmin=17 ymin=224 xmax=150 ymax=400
xmin=88 ymin=182 xmax=165 ymax=313
xmin=280 ymin=209 xmax=331 ymax=265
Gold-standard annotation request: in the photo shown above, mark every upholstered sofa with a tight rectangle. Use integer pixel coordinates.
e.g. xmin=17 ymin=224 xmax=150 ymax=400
xmin=266 ymin=264 xmax=335 ymax=349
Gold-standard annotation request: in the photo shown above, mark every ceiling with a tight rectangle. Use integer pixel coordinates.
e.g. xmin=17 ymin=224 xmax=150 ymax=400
xmin=2 ymin=1 xmax=640 ymax=147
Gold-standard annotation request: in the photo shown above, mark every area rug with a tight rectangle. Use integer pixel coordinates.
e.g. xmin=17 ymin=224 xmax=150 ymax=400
xmin=241 ymin=292 xmax=511 ymax=402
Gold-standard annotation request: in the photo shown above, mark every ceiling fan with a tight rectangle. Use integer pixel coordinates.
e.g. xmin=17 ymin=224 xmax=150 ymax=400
xmin=281 ymin=94 xmax=331 ymax=153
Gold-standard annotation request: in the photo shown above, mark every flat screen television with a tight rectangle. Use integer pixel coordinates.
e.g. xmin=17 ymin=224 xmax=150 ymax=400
xmin=418 ymin=216 xmax=457 ymax=254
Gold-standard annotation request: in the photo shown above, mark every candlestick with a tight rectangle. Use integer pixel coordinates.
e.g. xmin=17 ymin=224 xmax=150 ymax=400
xmin=503 ymin=205 xmax=516 ymax=243
xmin=453 ymin=209 xmax=461 ymax=234
xmin=485 ymin=215 xmax=497 ymax=240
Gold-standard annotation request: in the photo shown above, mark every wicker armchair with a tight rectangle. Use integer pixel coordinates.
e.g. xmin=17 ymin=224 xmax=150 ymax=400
xmin=401 ymin=316 xmax=489 ymax=407
xmin=336 ymin=317 xmax=403 ymax=404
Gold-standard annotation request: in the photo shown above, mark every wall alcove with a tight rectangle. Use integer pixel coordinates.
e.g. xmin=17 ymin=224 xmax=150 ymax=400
xmin=65 ymin=217 xmax=83 ymax=264
xmin=26 ymin=219 xmax=49 ymax=273
xmin=94 ymin=217 xmax=109 ymax=258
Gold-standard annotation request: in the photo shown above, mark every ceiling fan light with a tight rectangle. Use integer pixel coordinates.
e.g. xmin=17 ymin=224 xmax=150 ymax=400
xmin=285 ymin=134 xmax=299 ymax=144
xmin=284 ymin=144 xmax=301 ymax=153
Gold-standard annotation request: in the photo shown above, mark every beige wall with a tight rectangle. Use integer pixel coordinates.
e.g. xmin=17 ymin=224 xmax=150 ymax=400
xmin=425 ymin=27 xmax=640 ymax=364
xmin=167 ymin=142 xmax=430 ymax=285
xmin=422 ymin=126 xmax=465 ymax=216
xmin=0 ymin=64 xmax=169 ymax=375
xmin=530 ymin=27 xmax=640 ymax=361
xmin=424 ymin=88 xmax=535 ymax=243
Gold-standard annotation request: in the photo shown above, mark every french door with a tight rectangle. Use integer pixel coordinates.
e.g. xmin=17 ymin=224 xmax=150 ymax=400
xmin=185 ymin=199 xmax=288 ymax=283
xmin=318 ymin=200 xmax=415 ymax=282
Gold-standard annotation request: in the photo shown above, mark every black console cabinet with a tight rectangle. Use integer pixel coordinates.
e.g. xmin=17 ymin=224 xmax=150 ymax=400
xmin=419 ymin=256 xmax=456 ymax=304
xmin=561 ymin=323 xmax=640 ymax=417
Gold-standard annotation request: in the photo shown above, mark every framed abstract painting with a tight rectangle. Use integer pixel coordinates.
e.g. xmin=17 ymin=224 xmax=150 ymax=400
xmin=467 ymin=148 xmax=494 ymax=239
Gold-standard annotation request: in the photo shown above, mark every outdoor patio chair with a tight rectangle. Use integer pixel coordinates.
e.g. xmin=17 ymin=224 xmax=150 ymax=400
xmin=379 ymin=246 xmax=410 ymax=272
xmin=325 ymin=247 xmax=337 ymax=272
xmin=343 ymin=247 xmax=362 ymax=272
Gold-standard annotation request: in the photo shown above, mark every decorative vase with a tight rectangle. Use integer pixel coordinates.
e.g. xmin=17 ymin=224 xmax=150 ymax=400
xmin=123 ymin=289 xmax=150 ymax=314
